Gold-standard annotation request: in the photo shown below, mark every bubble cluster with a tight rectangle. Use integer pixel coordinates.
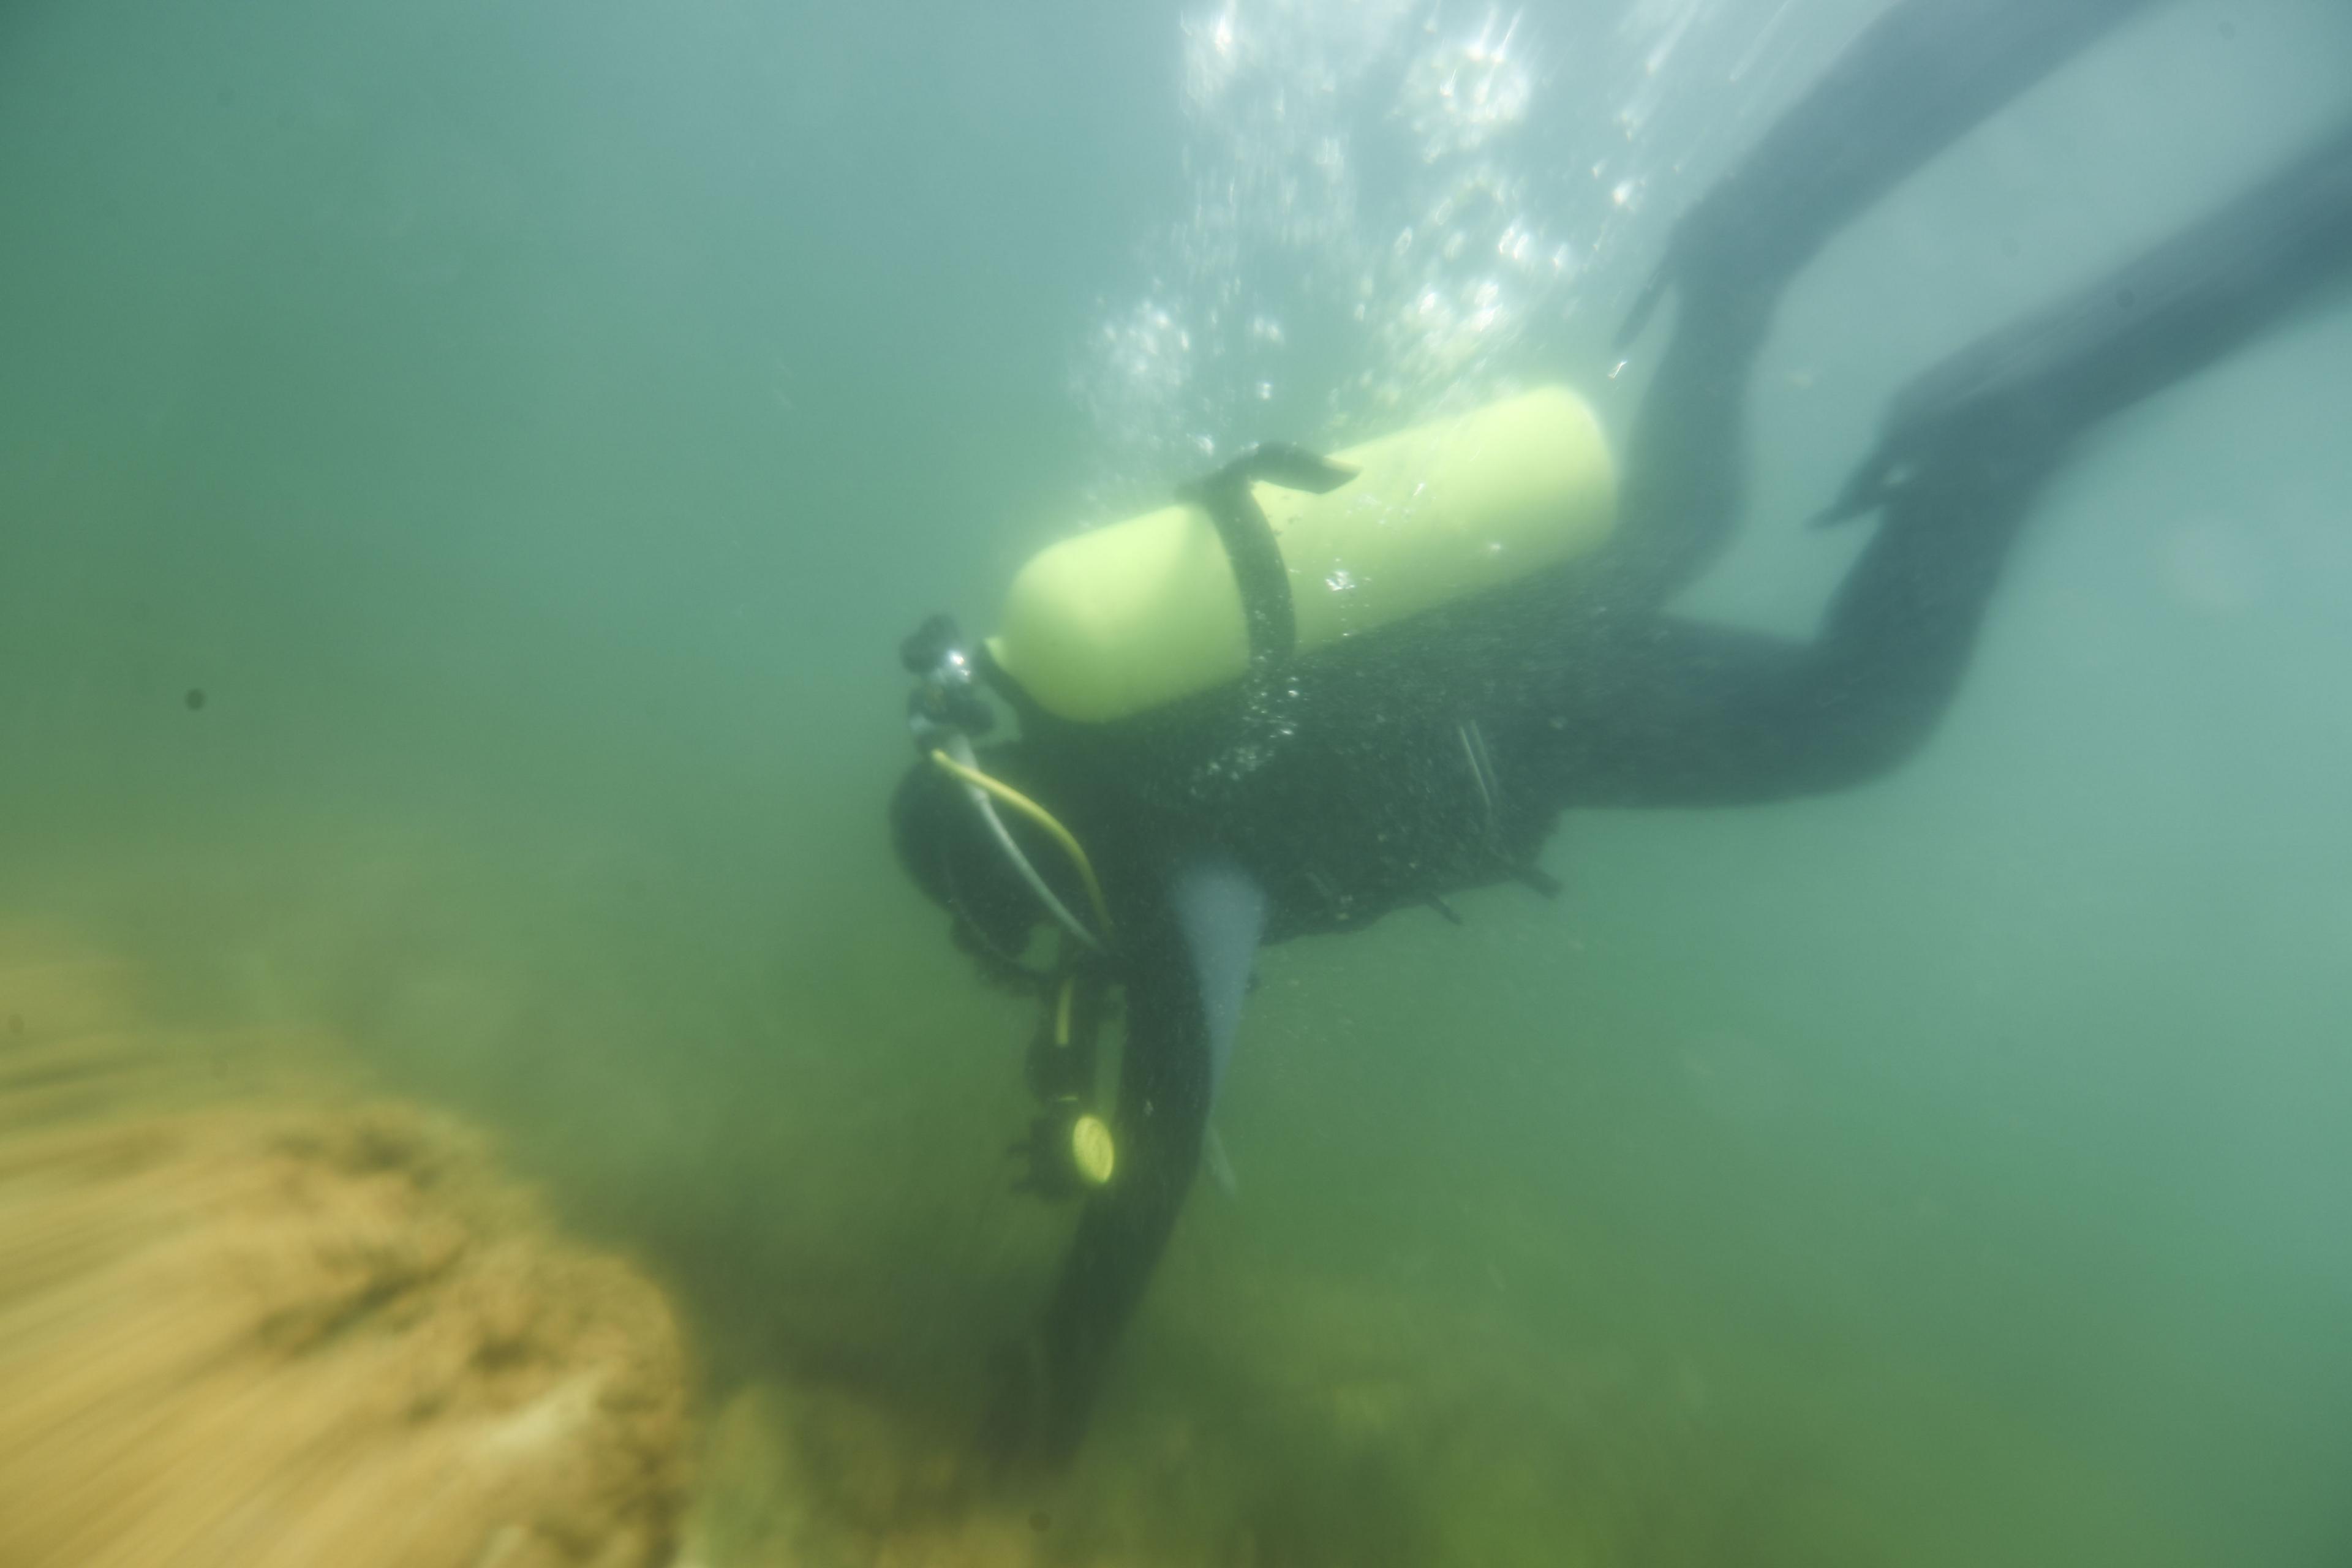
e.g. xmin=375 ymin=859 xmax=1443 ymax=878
xmin=1071 ymin=0 xmax=1817 ymax=507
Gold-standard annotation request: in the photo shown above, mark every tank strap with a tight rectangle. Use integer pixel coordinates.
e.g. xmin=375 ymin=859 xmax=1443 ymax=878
xmin=1175 ymin=443 xmax=1358 ymax=667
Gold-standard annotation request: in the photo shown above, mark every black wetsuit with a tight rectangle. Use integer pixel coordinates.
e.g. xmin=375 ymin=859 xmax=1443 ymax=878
xmin=897 ymin=0 xmax=2352 ymax=1462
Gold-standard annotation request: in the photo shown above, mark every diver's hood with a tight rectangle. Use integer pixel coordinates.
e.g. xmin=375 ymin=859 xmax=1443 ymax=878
xmin=890 ymin=748 xmax=1055 ymax=962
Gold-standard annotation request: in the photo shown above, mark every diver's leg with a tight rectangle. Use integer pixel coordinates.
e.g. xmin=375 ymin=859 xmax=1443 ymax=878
xmin=1549 ymin=117 xmax=2352 ymax=808
xmin=1602 ymin=0 xmax=2168 ymax=609
xmin=1547 ymin=418 xmax=2057 ymax=809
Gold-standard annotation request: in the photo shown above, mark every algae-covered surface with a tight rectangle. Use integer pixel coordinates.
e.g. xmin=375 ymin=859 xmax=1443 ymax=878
xmin=7 ymin=811 xmax=2340 ymax=1566
xmin=0 ymin=925 xmax=691 ymax=1568
xmin=7 ymin=0 xmax=2352 ymax=1563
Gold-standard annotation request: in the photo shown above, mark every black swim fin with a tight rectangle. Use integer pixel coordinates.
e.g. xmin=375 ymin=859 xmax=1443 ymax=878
xmin=1817 ymin=113 xmax=2352 ymax=527
xmin=1621 ymin=0 xmax=2168 ymax=348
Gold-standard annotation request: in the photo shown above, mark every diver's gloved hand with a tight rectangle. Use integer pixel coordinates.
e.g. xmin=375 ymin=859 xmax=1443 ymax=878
xmin=976 ymin=1330 xmax=1088 ymax=1473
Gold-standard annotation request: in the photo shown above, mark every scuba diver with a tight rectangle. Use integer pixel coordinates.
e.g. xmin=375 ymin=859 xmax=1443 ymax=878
xmin=889 ymin=0 xmax=2352 ymax=1464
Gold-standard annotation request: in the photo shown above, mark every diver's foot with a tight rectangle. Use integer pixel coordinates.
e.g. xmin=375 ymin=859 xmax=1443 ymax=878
xmin=1817 ymin=392 xmax=2074 ymax=537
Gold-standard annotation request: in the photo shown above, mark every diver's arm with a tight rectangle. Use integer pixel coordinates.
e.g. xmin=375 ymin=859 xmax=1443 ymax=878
xmin=1014 ymin=912 xmax=1209 ymax=1462
xmin=1008 ymin=857 xmax=1265 ymax=1462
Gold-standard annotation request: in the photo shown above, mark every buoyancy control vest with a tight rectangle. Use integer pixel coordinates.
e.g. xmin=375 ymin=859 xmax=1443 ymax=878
xmin=900 ymin=388 xmax=1618 ymax=1188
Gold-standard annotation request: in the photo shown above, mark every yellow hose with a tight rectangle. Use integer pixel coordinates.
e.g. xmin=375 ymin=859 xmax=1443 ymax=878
xmin=929 ymin=749 xmax=1115 ymax=940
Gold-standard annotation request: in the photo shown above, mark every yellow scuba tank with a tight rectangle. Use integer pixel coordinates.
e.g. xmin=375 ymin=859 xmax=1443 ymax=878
xmin=987 ymin=385 xmax=1616 ymax=723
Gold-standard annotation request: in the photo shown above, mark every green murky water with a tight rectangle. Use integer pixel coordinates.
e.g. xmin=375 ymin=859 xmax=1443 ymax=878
xmin=5 ymin=1 xmax=2349 ymax=1563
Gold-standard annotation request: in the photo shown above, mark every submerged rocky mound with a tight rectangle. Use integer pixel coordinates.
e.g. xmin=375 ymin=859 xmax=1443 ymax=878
xmin=0 ymin=927 xmax=692 ymax=1568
